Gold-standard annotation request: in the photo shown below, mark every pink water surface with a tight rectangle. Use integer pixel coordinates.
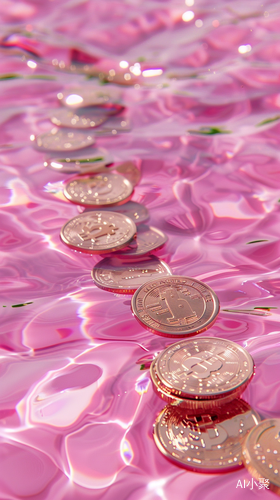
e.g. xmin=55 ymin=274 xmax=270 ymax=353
xmin=0 ymin=0 xmax=280 ymax=499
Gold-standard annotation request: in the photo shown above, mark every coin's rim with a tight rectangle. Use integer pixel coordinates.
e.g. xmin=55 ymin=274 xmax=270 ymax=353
xmin=114 ymin=225 xmax=168 ymax=258
xmin=63 ymin=173 xmax=134 ymax=207
xmin=91 ymin=258 xmax=172 ymax=293
xmin=155 ymin=336 xmax=254 ymax=398
xmin=242 ymin=419 xmax=280 ymax=494
xmin=153 ymin=400 xmax=260 ymax=473
xmin=60 ymin=211 xmax=137 ymax=254
xmin=150 ymin=359 xmax=247 ymax=409
xmin=131 ymin=275 xmax=220 ymax=336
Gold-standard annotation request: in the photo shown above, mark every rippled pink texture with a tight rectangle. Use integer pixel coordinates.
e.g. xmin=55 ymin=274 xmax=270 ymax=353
xmin=0 ymin=0 xmax=279 ymax=499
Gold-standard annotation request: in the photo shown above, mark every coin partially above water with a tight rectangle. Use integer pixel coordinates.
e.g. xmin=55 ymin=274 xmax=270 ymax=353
xmin=155 ymin=337 xmax=254 ymax=400
xmin=44 ymin=148 xmax=113 ymax=174
xmin=131 ymin=276 xmax=219 ymax=336
xmin=60 ymin=211 xmax=136 ymax=254
xmin=84 ymin=201 xmax=148 ymax=225
xmin=58 ymin=86 xmax=121 ymax=108
xmin=113 ymin=224 xmax=167 ymax=258
xmin=33 ymin=129 xmax=95 ymax=151
xmin=92 ymin=256 xmax=172 ymax=293
xmin=50 ymin=108 xmax=108 ymax=129
xmin=63 ymin=173 xmax=134 ymax=207
xmin=112 ymin=161 xmax=141 ymax=187
xmin=242 ymin=419 xmax=280 ymax=494
xmin=154 ymin=400 xmax=260 ymax=473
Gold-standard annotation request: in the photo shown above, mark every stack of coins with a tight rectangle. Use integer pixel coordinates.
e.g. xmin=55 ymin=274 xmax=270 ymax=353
xmin=151 ymin=337 xmax=259 ymax=473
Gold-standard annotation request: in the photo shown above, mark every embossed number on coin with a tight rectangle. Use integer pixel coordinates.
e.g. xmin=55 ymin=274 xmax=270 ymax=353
xmin=131 ymin=276 xmax=219 ymax=336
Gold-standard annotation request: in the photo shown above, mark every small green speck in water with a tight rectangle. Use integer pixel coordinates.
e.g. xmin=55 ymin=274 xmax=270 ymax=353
xmin=11 ymin=302 xmax=33 ymax=308
xmin=247 ymin=240 xmax=268 ymax=244
xmin=188 ymin=126 xmax=231 ymax=135
xmin=140 ymin=364 xmax=146 ymax=370
xmin=257 ymin=116 xmax=280 ymax=126
xmin=254 ymin=306 xmax=277 ymax=311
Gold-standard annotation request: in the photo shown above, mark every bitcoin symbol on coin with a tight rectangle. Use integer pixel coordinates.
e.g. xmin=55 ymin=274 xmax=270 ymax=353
xmin=147 ymin=287 xmax=197 ymax=325
xmin=79 ymin=223 xmax=118 ymax=241
xmin=181 ymin=351 xmax=224 ymax=379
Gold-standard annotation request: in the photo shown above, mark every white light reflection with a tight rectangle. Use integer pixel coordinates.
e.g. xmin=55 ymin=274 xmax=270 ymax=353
xmin=195 ymin=19 xmax=203 ymax=27
xmin=182 ymin=10 xmax=194 ymax=22
xmin=185 ymin=0 xmax=194 ymax=5
xmin=142 ymin=69 xmax=163 ymax=77
xmin=50 ymin=161 xmax=63 ymax=169
xmin=65 ymin=94 xmax=84 ymax=105
xmin=27 ymin=60 xmax=37 ymax=69
xmin=119 ymin=60 xmax=129 ymax=68
xmin=238 ymin=44 xmax=251 ymax=54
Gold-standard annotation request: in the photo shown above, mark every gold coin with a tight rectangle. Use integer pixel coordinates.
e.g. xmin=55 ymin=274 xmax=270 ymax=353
xmin=154 ymin=400 xmax=260 ymax=473
xmin=242 ymin=419 xmax=280 ymax=494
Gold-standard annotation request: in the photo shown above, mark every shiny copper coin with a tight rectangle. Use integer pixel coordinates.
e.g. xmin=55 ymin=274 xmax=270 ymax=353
xmin=58 ymin=86 xmax=121 ymax=108
xmin=113 ymin=224 xmax=167 ymax=258
xmin=92 ymin=257 xmax=172 ymax=294
xmin=131 ymin=276 xmax=219 ymax=337
xmin=112 ymin=161 xmax=141 ymax=187
xmin=150 ymin=360 xmax=248 ymax=410
xmin=63 ymin=173 xmax=133 ymax=207
xmin=44 ymin=148 xmax=113 ymax=174
xmin=155 ymin=337 xmax=254 ymax=400
xmin=50 ymin=108 xmax=108 ymax=129
xmin=33 ymin=129 xmax=95 ymax=151
xmin=154 ymin=400 xmax=260 ymax=473
xmin=242 ymin=419 xmax=280 ymax=494
xmin=84 ymin=201 xmax=148 ymax=225
xmin=60 ymin=211 xmax=136 ymax=254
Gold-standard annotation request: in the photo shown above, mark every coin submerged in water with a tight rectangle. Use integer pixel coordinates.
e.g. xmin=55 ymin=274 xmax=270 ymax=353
xmin=154 ymin=337 xmax=254 ymax=401
xmin=113 ymin=224 xmax=167 ymax=258
xmin=63 ymin=173 xmax=134 ymax=207
xmin=242 ymin=419 xmax=280 ymax=494
xmin=60 ymin=211 xmax=136 ymax=254
xmin=84 ymin=201 xmax=149 ymax=225
xmin=131 ymin=276 xmax=219 ymax=337
xmin=44 ymin=148 xmax=114 ymax=174
xmin=50 ymin=108 xmax=108 ymax=129
xmin=58 ymin=86 xmax=121 ymax=108
xmin=92 ymin=256 xmax=172 ymax=293
xmin=33 ymin=128 xmax=95 ymax=151
xmin=154 ymin=400 xmax=260 ymax=473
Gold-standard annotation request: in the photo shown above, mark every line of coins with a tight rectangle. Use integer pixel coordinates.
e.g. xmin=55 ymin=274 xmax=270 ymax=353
xmin=33 ymin=84 xmax=274 ymax=486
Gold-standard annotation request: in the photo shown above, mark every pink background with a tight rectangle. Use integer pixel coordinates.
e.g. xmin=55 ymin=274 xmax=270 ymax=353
xmin=0 ymin=0 xmax=279 ymax=498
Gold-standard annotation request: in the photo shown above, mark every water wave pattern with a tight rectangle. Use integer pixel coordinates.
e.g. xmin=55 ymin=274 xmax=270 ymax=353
xmin=0 ymin=0 xmax=279 ymax=498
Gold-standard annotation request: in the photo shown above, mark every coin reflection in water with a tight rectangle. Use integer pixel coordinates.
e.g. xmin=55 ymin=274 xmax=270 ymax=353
xmin=92 ymin=256 xmax=172 ymax=293
xmin=44 ymin=148 xmax=113 ymax=174
xmin=154 ymin=400 xmax=260 ymax=473
xmin=242 ymin=419 xmax=280 ymax=494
